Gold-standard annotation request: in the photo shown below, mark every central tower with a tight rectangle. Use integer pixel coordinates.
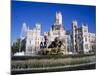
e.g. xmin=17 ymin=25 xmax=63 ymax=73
xmin=55 ymin=11 xmax=62 ymax=25
xmin=52 ymin=11 xmax=64 ymax=31
xmin=49 ymin=11 xmax=66 ymax=40
xmin=48 ymin=11 xmax=68 ymax=54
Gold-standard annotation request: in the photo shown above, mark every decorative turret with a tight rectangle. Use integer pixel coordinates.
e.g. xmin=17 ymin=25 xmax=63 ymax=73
xmin=72 ymin=20 xmax=78 ymax=53
xmin=72 ymin=20 xmax=78 ymax=29
xmin=52 ymin=11 xmax=64 ymax=31
xmin=35 ymin=23 xmax=41 ymax=30
xmin=55 ymin=11 xmax=62 ymax=25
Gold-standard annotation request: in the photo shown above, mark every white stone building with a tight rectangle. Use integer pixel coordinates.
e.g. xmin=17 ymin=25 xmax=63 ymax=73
xmin=20 ymin=11 xmax=96 ymax=55
xmin=71 ymin=20 xmax=96 ymax=53
xmin=88 ymin=33 xmax=96 ymax=52
xmin=25 ymin=23 xmax=41 ymax=55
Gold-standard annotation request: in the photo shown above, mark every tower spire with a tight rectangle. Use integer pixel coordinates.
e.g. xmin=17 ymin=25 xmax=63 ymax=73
xmin=55 ymin=11 xmax=62 ymax=25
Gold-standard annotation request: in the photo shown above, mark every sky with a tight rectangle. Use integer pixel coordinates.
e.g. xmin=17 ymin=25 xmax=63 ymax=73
xmin=11 ymin=1 xmax=96 ymax=42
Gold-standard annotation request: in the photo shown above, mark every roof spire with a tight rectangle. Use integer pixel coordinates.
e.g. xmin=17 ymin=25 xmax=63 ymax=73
xmin=55 ymin=11 xmax=62 ymax=25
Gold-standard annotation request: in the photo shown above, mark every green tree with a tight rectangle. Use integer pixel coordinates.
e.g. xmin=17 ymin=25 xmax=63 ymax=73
xmin=11 ymin=38 xmax=21 ymax=55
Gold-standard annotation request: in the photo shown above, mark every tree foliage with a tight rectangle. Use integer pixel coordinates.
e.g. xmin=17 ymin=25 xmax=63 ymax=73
xmin=11 ymin=39 xmax=20 ymax=55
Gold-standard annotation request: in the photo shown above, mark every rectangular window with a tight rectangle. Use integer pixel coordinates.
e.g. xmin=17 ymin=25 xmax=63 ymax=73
xmin=84 ymin=29 xmax=87 ymax=32
xmin=85 ymin=37 xmax=87 ymax=42
xmin=85 ymin=44 xmax=88 ymax=49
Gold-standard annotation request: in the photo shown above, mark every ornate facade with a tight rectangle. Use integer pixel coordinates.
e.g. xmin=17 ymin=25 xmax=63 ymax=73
xmin=25 ymin=24 xmax=41 ymax=55
xmin=71 ymin=21 xmax=96 ymax=53
xmin=20 ymin=11 xmax=96 ymax=56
